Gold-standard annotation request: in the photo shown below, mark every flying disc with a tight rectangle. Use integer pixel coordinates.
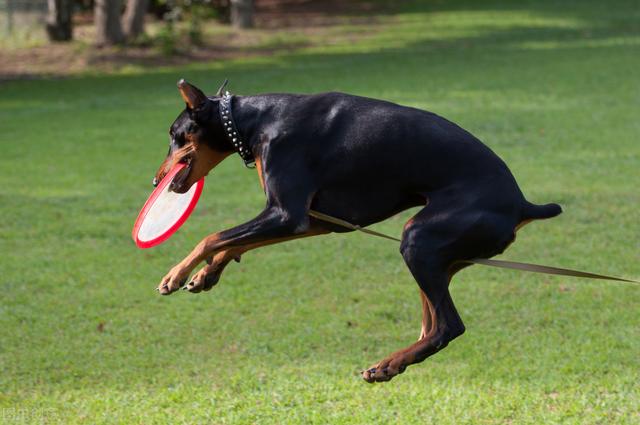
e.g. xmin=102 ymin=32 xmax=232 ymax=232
xmin=132 ymin=162 xmax=204 ymax=248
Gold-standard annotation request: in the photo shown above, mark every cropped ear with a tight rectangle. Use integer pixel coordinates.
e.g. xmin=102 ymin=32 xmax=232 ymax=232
xmin=216 ymin=79 xmax=229 ymax=97
xmin=177 ymin=79 xmax=207 ymax=109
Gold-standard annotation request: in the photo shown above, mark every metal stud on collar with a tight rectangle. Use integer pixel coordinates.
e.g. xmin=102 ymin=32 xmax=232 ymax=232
xmin=219 ymin=92 xmax=255 ymax=168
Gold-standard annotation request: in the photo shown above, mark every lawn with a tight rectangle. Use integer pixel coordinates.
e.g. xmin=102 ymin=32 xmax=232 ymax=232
xmin=1 ymin=0 xmax=639 ymax=423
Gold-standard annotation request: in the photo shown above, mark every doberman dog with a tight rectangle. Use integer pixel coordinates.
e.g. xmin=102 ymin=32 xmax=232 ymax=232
xmin=154 ymin=79 xmax=562 ymax=383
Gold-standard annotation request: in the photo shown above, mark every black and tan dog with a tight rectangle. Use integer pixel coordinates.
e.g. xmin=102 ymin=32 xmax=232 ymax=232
xmin=154 ymin=79 xmax=561 ymax=383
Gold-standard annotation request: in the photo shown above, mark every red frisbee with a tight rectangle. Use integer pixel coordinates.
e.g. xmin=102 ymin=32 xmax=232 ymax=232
xmin=132 ymin=162 xmax=204 ymax=249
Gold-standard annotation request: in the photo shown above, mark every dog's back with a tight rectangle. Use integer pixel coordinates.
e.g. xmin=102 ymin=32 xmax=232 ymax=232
xmin=239 ymin=91 xmax=557 ymax=226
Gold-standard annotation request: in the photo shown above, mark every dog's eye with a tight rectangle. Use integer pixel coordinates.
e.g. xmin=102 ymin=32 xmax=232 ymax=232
xmin=173 ymin=134 xmax=185 ymax=146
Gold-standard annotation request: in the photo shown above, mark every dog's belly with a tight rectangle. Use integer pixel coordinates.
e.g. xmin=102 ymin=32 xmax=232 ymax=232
xmin=310 ymin=187 xmax=424 ymax=231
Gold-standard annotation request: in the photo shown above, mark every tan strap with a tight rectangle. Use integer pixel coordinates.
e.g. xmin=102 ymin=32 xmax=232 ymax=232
xmin=309 ymin=210 xmax=402 ymax=242
xmin=308 ymin=210 xmax=639 ymax=284
xmin=466 ymin=258 xmax=638 ymax=283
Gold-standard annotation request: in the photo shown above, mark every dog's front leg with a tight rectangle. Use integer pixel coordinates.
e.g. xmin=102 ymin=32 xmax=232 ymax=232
xmin=183 ymin=225 xmax=330 ymax=293
xmin=157 ymin=205 xmax=313 ymax=295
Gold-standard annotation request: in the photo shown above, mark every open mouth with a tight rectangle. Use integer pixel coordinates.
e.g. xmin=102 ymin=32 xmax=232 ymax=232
xmin=169 ymin=159 xmax=193 ymax=193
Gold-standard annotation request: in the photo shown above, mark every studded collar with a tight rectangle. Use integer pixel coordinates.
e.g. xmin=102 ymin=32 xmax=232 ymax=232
xmin=219 ymin=92 xmax=255 ymax=167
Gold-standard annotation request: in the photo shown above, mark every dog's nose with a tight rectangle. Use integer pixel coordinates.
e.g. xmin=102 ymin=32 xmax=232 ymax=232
xmin=152 ymin=177 xmax=159 ymax=187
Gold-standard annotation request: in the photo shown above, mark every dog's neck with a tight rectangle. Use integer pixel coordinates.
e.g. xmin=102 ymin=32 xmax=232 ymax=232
xmin=221 ymin=94 xmax=287 ymax=168
xmin=219 ymin=93 xmax=255 ymax=167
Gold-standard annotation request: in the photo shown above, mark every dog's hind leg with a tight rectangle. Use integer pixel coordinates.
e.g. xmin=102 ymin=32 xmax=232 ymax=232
xmin=362 ymin=255 xmax=464 ymax=383
xmin=418 ymin=289 xmax=433 ymax=341
xmin=362 ymin=194 xmax=518 ymax=383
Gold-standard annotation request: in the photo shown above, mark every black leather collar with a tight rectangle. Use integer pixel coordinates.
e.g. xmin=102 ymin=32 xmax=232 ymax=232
xmin=219 ymin=92 xmax=255 ymax=168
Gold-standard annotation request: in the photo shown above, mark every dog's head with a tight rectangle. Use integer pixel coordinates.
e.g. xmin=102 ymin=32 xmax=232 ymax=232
xmin=154 ymin=79 xmax=234 ymax=193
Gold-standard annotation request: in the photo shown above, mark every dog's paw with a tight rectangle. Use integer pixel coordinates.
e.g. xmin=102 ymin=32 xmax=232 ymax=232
xmin=183 ymin=252 xmax=240 ymax=294
xmin=183 ymin=263 xmax=222 ymax=293
xmin=157 ymin=265 xmax=190 ymax=295
xmin=361 ymin=356 xmax=407 ymax=383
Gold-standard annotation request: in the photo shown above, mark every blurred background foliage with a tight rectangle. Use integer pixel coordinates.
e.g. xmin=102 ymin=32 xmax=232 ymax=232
xmin=1 ymin=0 xmax=248 ymax=47
xmin=0 ymin=0 xmax=382 ymax=78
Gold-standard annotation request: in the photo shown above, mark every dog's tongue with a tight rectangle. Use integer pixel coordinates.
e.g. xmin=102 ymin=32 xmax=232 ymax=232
xmin=169 ymin=163 xmax=191 ymax=192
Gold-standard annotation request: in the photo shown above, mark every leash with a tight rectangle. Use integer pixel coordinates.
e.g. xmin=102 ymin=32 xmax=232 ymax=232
xmin=308 ymin=210 xmax=639 ymax=284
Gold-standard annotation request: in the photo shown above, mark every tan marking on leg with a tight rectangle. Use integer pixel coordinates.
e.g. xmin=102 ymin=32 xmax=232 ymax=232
xmin=403 ymin=217 xmax=416 ymax=233
xmin=179 ymin=226 xmax=331 ymax=293
xmin=252 ymin=227 xmax=327 ymax=248
xmin=419 ymin=289 xmax=435 ymax=341
xmin=254 ymin=154 xmax=266 ymax=192
xmin=181 ymin=223 xmax=328 ymax=275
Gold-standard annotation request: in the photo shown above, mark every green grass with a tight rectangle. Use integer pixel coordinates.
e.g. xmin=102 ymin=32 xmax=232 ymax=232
xmin=1 ymin=0 xmax=639 ymax=423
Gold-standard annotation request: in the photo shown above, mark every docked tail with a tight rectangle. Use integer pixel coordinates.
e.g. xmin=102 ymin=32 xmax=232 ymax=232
xmin=521 ymin=201 xmax=562 ymax=220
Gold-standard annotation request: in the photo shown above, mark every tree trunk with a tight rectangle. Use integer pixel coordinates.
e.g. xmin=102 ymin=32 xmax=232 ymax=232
xmin=46 ymin=0 xmax=73 ymax=41
xmin=6 ymin=0 xmax=14 ymax=35
xmin=122 ymin=0 xmax=149 ymax=40
xmin=95 ymin=0 xmax=125 ymax=45
xmin=230 ymin=0 xmax=253 ymax=29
